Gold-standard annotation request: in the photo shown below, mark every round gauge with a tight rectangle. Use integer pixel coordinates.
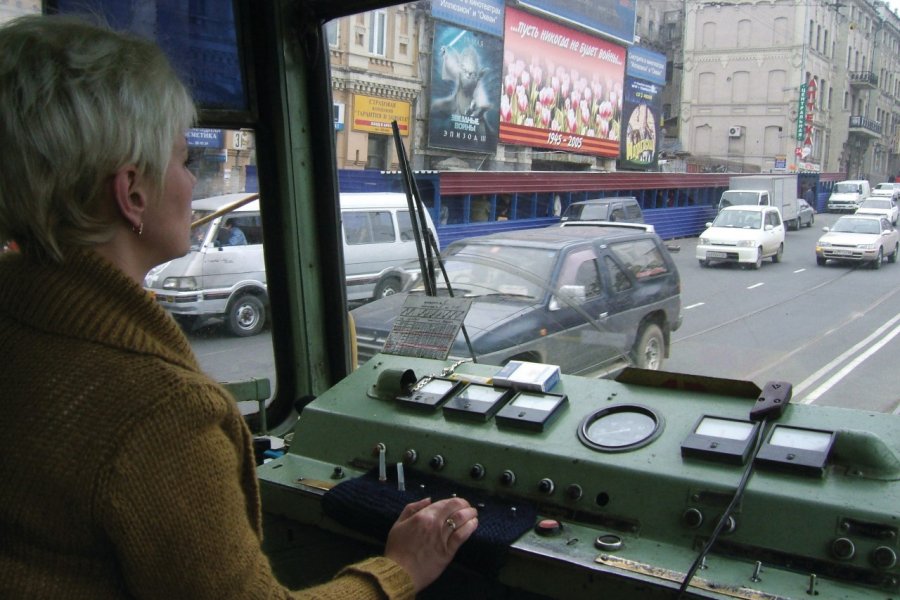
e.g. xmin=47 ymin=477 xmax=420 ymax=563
xmin=578 ymin=404 xmax=664 ymax=452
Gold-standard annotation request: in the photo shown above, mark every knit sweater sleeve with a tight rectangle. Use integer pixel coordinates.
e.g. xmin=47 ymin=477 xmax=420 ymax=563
xmin=95 ymin=381 xmax=415 ymax=600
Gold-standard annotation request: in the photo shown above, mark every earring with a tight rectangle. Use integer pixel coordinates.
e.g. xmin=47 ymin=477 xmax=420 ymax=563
xmin=133 ymin=222 xmax=143 ymax=236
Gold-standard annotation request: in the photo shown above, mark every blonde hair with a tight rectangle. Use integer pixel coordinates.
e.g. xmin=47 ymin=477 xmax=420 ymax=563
xmin=0 ymin=15 xmax=196 ymax=262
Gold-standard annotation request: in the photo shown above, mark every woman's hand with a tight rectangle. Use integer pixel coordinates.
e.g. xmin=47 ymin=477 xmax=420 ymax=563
xmin=384 ymin=496 xmax=478 ymax=592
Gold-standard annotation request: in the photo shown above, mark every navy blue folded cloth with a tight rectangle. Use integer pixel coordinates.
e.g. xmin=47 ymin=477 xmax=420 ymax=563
xmin=322 ymin=467 xmax=538 ymax=575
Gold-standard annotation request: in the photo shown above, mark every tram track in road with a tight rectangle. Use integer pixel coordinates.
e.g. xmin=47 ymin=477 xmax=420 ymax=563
xmin=671 ymin=264 xmax=863 ymax=346
xmin=669 ymin=242 xmax=900 ymax=409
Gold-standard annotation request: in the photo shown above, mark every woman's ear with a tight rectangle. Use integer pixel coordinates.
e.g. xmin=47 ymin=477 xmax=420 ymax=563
xmin=111 ymin=165 xmax=148 ymax=231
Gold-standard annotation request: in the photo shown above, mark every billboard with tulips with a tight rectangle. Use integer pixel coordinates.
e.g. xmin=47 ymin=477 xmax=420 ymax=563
xmin=498 ymin=6 xmax=626 ymax=158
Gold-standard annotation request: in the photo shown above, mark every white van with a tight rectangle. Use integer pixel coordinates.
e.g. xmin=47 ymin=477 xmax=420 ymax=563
xmin=827 ymin=180 xmax=871 ymax=212
xmin=143 ymin=192 xmax=439 ymax=336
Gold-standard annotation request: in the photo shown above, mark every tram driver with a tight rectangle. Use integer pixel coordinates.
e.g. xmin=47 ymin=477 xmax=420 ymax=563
xmin=0 ymin=14 xmax=477 ymax=600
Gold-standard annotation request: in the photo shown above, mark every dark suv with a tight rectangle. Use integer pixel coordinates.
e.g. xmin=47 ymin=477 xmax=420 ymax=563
xmin=560 ymin=197 xmax=644 ymax=224
xmin=351 ymin=226 xmax=682 ymax=375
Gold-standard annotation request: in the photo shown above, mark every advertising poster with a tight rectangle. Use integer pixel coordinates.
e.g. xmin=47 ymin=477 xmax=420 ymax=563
xmin=431 ymin=0 xmax=505 ymax=37
xmin=428 ymin=23 xmax=503 ymax=154
xmin=519 ymin=0 xmax=636 ymax=46
xmin=620 ymin=77 xmax=662 ymax=170
xmin=499 ymin=7 xmax=626 ymax=158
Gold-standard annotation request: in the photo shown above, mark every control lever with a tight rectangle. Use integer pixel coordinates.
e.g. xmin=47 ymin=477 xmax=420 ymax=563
xmin=750 ymin=381 xmax=792 ymax=422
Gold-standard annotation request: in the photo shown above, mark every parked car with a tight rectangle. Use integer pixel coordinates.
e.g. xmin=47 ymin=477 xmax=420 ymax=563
xmin=797 ymin=198 xmax=816 ymax=228
xmin=855 ymin=198 xmax=898 ymax=225
xmin=870 ymin=182 xmax=900 ymax=201
xmin=559 ymin=197 xmax=644 ymax=224
xmin=352 ymin=226 xmax=683 ymax=374
xmin=696 ymin=205 xmax=785 ymax=269
xmin=815 ymin=215 xmax=899 ymax=269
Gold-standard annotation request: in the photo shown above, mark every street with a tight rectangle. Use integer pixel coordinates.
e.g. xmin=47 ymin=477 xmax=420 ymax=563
xmin=188 ymin=211 xmax=900 ymax=415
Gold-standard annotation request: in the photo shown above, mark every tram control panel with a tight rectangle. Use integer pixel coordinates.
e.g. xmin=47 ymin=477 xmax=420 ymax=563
xmin=258 ymin=354 xmax=900 ymax=599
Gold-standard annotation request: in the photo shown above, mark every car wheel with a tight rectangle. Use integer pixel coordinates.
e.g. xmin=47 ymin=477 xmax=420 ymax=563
xmin=872 ymin=248 xmax=883 ymax=270
xmin=890 ymin=243 xmax=899 ymax=264
xmin=632 ymin=323 xmax=664 ymax=370
xmin=809 ymin=214 xmax=814 ymax=227
xmin=374 ymin=276 xmax=402 ymax=299
xmin=227 ymin=293 xmax=265 ymax=337
xmin=698 ymin=259 xmax=709 ymax=268
xmin=772 ymin=243 xmax=783 ymax=263
xmin=816 ymin=256 xmax=826 ymax=266
xmin=752 ymin=247 xmax=763 ymax=269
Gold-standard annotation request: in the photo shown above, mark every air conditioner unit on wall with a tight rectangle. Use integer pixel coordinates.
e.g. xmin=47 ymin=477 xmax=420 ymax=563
xmin=728 ymin=126 xmax=743 ymax=138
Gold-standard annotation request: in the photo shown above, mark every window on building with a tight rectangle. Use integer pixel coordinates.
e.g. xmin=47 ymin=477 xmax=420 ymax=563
xmin=767 ymin=70 xmax=786 ymax=103
xmin=368 ymin=9 xmax=387 ymax=56
xmin=366 ymin=134 xmax=389 ymax=170
xmin=773 ymin=17 xmax=788 ymax=45
xmin=702 ymin=21 xmax=715 ymax=49
xmin=737 ymin=19 xmax=751 ymax=47
xmin=698 ymin=71 xmax=715 ymax=102
xmin=731 ymin=71 xmax=750 ymax=103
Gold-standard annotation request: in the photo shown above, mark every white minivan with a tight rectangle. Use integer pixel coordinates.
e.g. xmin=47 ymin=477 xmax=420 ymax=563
xmin=827 ymin=180 xmax=871 ymax=212
xmin=144 ymin=192 xmax=439 ymax=336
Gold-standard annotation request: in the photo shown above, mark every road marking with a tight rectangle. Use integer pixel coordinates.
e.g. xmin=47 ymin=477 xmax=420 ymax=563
xmin=747 ymin=283 xmax=764 ymax=289
xmin=685 ymin=302 xmax=705 ymax=310
xmin=795 ymin=312 xmax=900 ymax=404
xmin=793 ymin=268 xmax=806 ymax=273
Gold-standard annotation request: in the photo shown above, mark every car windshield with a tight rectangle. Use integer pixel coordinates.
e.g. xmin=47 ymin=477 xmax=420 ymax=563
xmin=719 ymin=191 xmax=761 ymax=207
xmin=411 ymin=244 xmax=556 ymax=299
xmin=859 ymin=200 xmax=892 ymax=210
xmin=712 ymin=210 xmax=761 ymax=229
xmin=564 ymin=204 xmax=607 ymax=220
xmin=189 ymin=210 xmax=216 ymax=250
xmin=834 ymin=183 xmax=862 ymax=193
xmin=832 ymin=217 xmax=881 ymax=234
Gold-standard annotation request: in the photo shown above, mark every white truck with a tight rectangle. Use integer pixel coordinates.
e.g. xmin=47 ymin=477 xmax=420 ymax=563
xmin=718 ymin=175 xmax=801 ymax=230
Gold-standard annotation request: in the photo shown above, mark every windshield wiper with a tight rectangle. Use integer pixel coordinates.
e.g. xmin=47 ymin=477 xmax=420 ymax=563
xmin=476 ymin=292 xmax=536 ymax=300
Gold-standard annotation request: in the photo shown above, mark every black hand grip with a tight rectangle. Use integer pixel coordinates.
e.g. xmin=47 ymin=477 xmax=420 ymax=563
xmin=750 ymin=381 xmax=792 ymax=421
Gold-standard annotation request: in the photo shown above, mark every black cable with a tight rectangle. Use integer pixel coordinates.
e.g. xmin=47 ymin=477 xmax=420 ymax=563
xmin=674 ymin=419 xmax=769 ymax=598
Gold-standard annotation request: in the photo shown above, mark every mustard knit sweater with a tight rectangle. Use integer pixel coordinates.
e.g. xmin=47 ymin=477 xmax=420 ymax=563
xmin=0 ymin=250 xmax=414 ymax=600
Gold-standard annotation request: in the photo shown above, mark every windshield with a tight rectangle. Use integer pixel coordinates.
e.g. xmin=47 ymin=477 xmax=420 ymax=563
xmin=190 ymin=210 xmax=216 ymax=250
xmin=712 ymin=210 xmax=761 ymax=229
xmin=831 ymin=217 xmax=881 ymax=235
xmin=834 ymin=183 xmax=862 ymax=193
xmin=412 ymin=244 xmax=556 ymax=299
xmin=859 ymin=199 xmax=892 ymax=210
xmin=56 ymin=0 xmax=898 ymax=423
xmin=718 ymin=191 xmax=760 ymax=207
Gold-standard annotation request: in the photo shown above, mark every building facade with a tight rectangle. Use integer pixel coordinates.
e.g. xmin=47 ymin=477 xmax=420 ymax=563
xmin=677 ymin=0 xmax=899 ymax=179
